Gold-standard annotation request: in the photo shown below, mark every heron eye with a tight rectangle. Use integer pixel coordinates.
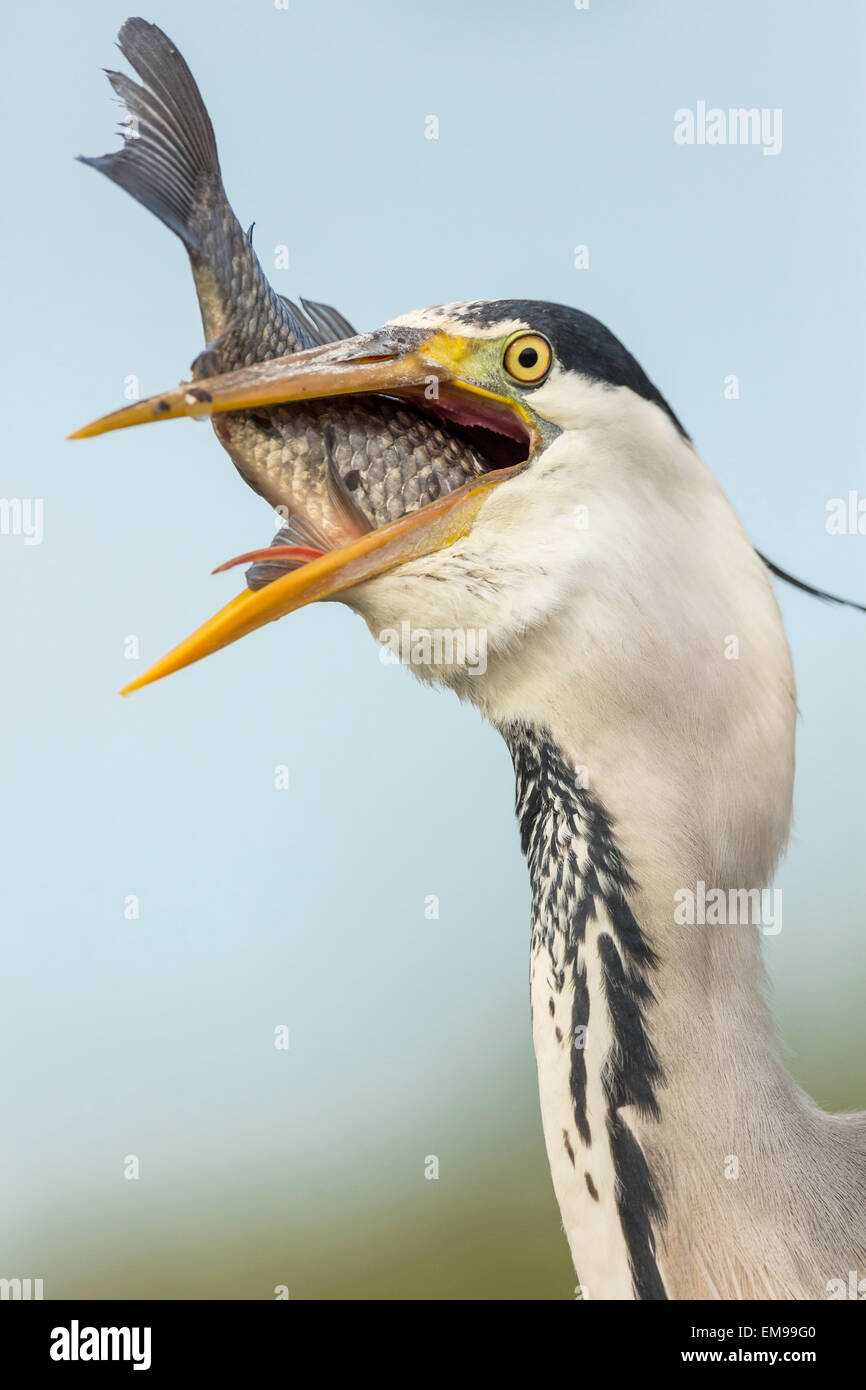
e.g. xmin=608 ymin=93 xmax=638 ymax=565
xmin=503 ymin=333 xmax=552 ymax=385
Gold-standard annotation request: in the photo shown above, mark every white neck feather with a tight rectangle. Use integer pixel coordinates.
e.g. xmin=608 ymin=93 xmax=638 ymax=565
xmin=354 ymin=380 xmax=866 ymax=1298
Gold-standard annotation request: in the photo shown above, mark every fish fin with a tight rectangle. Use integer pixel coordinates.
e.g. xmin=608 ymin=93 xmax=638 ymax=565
xmin=278 ymin=298 xmax=327 ymax=345
xmin=215 ymin=496 xmax=366 ymax=592
xmin=321 ymin=422 xmax=374 ymax=536
xmin=300 ymin=298 xmax=358 ymax=342
xmin=78 ymin=18 xmax=220 ymax=252
xmin=244 ymin=525 xmax=323 ymax=591
xmin=243 ymin=444 xmax=372 ymax=591
xmin=757 ymin=551 xmax=866 ymax=614
xmin=277 ymin=296 xmax=348 ymax=352
xmin=279 ymin=296 xmax=357 ymax=346
xmin=191 ymin=319 xmax=245 ymax=379
xmin=277 ymin=513 xmax=335 ymax=553
xmin=191 ymin=311 xmax=320 ymax=379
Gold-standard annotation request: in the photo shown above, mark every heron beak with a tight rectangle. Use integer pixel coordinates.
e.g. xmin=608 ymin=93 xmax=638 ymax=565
xmin=70 ymin=330 xmax=538 ymax=694
xmin=68 ymin=328 xmax=534 ymax=441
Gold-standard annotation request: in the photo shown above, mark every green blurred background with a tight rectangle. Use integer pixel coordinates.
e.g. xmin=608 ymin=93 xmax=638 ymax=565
xmin=1 ymin=0 xmax=863 ymax=1298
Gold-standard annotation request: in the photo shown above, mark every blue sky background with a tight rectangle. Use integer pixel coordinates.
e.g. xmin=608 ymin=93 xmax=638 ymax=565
xmin=1 ymin=0 xmax=863 ymax=1297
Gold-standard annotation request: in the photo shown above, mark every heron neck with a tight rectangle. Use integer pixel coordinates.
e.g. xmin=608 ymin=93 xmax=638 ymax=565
xmin=502 ymin=719 xmax=808 ymax=1300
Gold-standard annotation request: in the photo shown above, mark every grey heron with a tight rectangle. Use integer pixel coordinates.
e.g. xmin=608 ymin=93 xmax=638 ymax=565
xmin=74 ymin=18 xmax=866 ymax=1301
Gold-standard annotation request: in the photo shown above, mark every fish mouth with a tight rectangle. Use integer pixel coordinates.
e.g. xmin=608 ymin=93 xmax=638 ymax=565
xmin=70 ymin=328 xmax=540 ymax=693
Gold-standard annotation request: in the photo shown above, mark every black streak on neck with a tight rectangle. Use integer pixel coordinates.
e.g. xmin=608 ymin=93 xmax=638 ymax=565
xmin=503 ymin=720 xmax=668 ymax=1301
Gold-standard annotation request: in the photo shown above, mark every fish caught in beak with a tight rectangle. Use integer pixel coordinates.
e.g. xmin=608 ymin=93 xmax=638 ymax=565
xmin=73 ymin=21 xmax=541 ymax=696
xmin=71 ymin=329 xmax=540 ymax=694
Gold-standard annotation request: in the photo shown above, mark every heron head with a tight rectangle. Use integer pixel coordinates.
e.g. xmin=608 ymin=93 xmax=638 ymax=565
xmin=72 ymin=298 xmax=787 ymax=739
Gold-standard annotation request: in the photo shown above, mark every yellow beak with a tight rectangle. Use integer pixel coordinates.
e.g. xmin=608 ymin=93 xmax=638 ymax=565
xmin=71 ymin=331 xmax=537 ymax=694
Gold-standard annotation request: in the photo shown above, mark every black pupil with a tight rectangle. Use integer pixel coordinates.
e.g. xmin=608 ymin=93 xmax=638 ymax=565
xmin=518 ymin=346 xmax=539 ymax=369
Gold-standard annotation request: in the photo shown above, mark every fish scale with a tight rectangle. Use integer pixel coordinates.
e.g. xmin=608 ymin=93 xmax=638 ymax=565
xmin=221 ymin=398 xmax=484 ymax=541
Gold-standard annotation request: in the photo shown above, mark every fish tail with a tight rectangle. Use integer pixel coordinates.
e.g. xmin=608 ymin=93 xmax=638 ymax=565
xmin=79 ymin=17 xmax=224 ymax=253
xmin=80 ymin=19 xmax=338 ymax=365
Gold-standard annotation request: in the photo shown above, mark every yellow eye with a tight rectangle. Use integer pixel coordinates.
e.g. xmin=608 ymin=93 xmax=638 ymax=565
xmin=503 ymin=332 xmax=552 ymax=385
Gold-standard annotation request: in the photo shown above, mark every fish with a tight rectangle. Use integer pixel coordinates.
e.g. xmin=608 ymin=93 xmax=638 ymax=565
xmin=80 ymin=17 xmax=488 ymax=588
